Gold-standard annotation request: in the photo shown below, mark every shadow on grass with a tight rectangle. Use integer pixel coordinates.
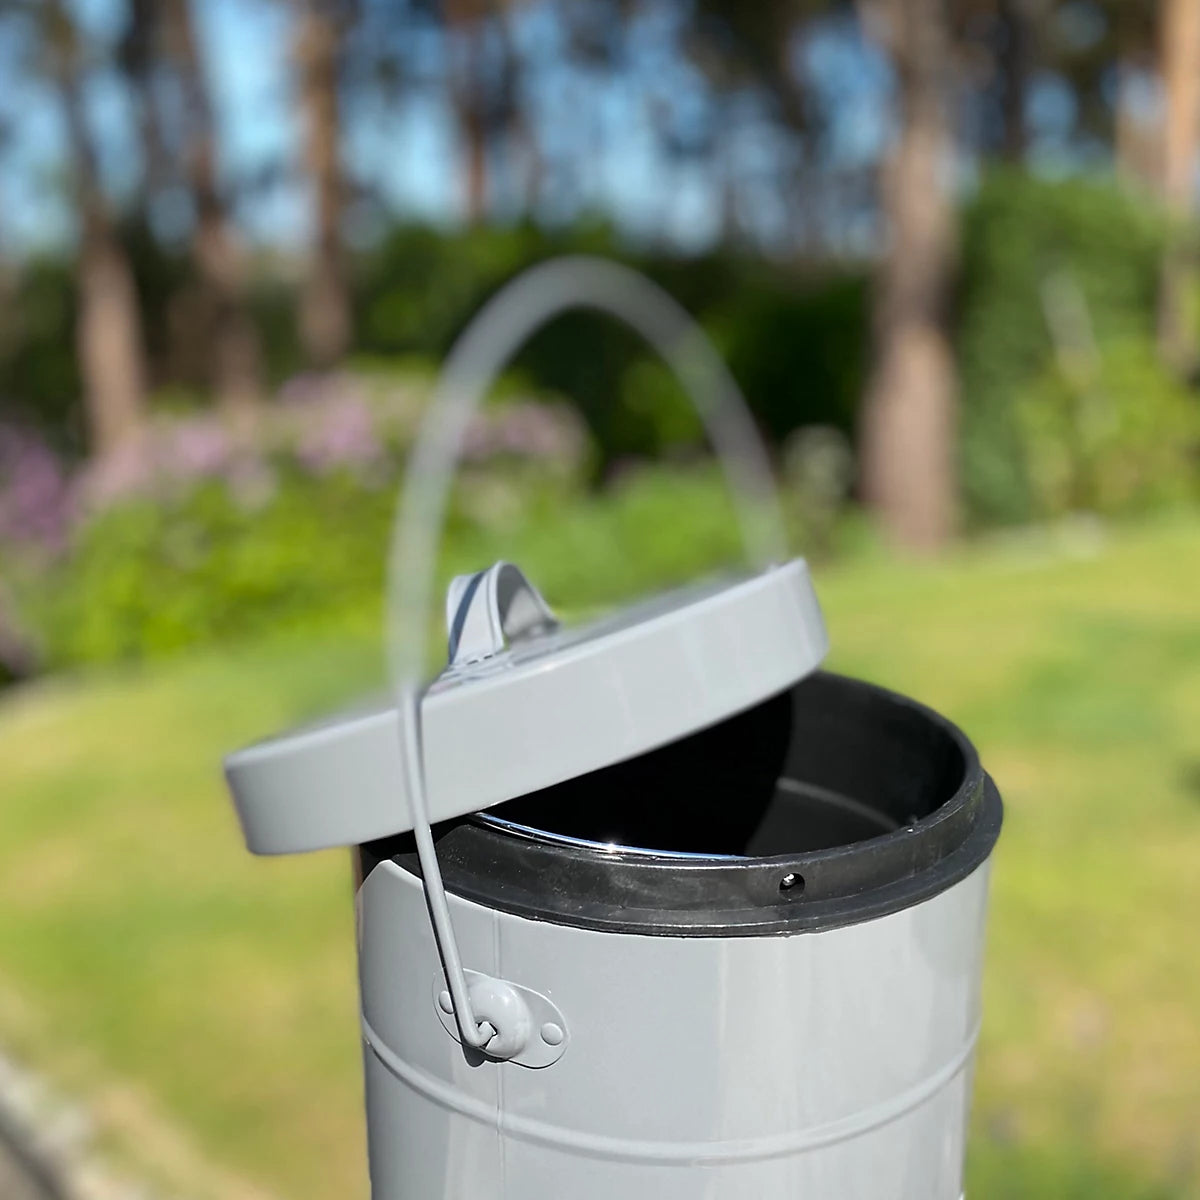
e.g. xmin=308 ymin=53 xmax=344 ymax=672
xmin=1179 ymin=759 xmax=1200 ymax=803
xmin=968 ymin=1138 xmax=1185 ymax=1199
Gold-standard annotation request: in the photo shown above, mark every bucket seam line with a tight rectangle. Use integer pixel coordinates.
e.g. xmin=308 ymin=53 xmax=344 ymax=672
xmin=360 ymin=1013 xmax=980 ymax=1165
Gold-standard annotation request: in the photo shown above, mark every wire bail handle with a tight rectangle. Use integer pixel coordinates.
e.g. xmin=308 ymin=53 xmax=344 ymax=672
xmin=387 ymin=255 xmax=788 ymax=1056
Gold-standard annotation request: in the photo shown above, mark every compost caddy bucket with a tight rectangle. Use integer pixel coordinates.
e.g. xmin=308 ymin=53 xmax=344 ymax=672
xmin=223 ymin=257 xmax=1003 ymax=1200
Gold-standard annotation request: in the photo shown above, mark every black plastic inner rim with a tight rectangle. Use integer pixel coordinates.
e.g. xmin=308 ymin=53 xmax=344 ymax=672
xmin=361 ymin=671 xmax=1003 ymax=936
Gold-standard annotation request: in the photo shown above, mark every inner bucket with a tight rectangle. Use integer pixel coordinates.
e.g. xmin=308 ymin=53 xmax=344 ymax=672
xmin=480 ymin=671 xmax=967 ymax=857
xmin=366 ymin=672 xmax=1001 ymax=936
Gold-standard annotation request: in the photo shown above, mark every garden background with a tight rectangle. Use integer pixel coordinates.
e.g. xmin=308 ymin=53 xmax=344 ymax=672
xmin=1 ymin=0 xmax=1199 ymax=1196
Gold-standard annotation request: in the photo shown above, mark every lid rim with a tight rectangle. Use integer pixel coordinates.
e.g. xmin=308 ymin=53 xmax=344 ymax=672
xmin=367 ymin=779 xmax=1001 ymax=938
xmin=361 ymin=672 xmax=1004 ymax=937
xmin=225 ymin=559 xmax=828 ymax=855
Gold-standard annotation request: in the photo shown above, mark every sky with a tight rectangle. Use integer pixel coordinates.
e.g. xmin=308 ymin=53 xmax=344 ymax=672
xmin=0 ymin=0 xmax=1118 ymax=261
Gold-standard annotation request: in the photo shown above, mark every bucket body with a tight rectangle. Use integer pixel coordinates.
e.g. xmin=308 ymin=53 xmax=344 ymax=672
xmin=354 ymin=672 xmax=1001 ymax=1199
xmin=220 ymin=267 xmax=1001 ymax=1198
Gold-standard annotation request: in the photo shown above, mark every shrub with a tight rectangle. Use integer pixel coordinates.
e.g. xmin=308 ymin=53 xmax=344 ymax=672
xmin=1014 ymin=339 xmax=1199 ymax=518
xmin=958 ymin=171 xmax=1170 ymax=526
xmin=16 ymin=459 xmax=774 ymax=672
xmin=6 ymin=219 xmax=871 ymax=475
xmin=357 ymin=224 xmax=870 ymax=468
xmin=5 ymin=376 xmax=591 ymax=671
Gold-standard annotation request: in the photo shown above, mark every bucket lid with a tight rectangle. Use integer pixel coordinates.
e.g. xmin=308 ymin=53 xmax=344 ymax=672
xmin=225 ymin=558 xmax=828 ymax=855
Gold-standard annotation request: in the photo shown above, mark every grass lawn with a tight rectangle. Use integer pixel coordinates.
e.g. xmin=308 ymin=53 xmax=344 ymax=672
xmin=1 ymin=514 xmax=1198 ymax=1198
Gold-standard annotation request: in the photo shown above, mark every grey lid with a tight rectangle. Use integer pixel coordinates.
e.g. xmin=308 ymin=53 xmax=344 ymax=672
xmin=225 ymin=558 xmax=828 ymax=855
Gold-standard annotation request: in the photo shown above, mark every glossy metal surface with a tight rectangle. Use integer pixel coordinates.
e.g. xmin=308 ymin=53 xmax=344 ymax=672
xmin=225 ymin=560 xmax=827 ymax=855
xmin=357 ymin=855 xmax=992 ymax=1199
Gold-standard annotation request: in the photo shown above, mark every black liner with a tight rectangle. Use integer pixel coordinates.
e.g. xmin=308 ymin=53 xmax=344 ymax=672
xmin=360 ymin=672 xmax=1002 ymax=936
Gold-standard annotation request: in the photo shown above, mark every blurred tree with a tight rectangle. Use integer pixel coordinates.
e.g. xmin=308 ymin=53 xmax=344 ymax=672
xmin=1111 ymin=5 xmax=1159 ymax=186
xmin=688 ymin=0 xmax=824 ymax=246
xmin=499 ymin=3 xmax=540 ymax=213
xmin=858 ymin=0 xmax=958 ymax=550
xmin=161 ymin=0 xmax=266 ymax=416
xmin=690 ymin=2 xmax=814 ymax=137
xmin=443 ymin=0 xmax=489 ymax=222
xmin=345 ymin=0 xmax=528 ymax=218
xmin=293 ymin=0 xmax=353 ymax=368
xmin=995 ymin=0 xmax=1032 ymax=161
xmin=536 ymin=0 xmax=631 ymax=222
xmin=1156 ymin=0 xmax=1200 ymax=376
xmin=44 ymin=0 xmax=148 ymax=458
xmin=1003 ymin=3 xmax=1154 ymax=175
xmin=1054 ymin=1 xmax=1200 ymax=375
xmin=955 ymin=0 xmax=1045 ymax=164
xmin=118 ymin=0 xmax=173 ymax=211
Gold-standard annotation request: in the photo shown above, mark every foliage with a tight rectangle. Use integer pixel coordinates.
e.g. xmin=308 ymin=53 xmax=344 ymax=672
xmin=0 ymin=223 xmax=277 ymax=452
xmin=2 ymin=353 xmax=869 ymax=678
xmin=358 ymin=223 xmax=871 ymax=466
xmin=4 ymin=176 xmax=1197 ymax=566
xmin=0 ymin=256 xmax=83 ymax=452
xmin=28 ymin=472 xmax=394 ymax=667
xmin=0 ymin=424 xmax=71 ymax=679
xmin=7 ymin=380 xmax=853 ymax=674
xmin=957 ymin=171 xmax=1170 ymax=526
xmin=2 ymin=219 xmax=870 ymax=471
xmin=3 ymin=420 xmax=860 ymax=678
xmin=17 ymin=459 xmax=783 ymax=671
xmin=4 ymin=375 xmax=592 ymax=671
xmin=779 ymin=423 xmax=857 ymax=558
xmin=1015 ymin=339 xmax=1200 ymax=518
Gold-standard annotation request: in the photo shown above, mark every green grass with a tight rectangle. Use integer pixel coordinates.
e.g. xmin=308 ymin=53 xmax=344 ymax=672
xmin=1 ymin=514 xmax=1199 ymax=1197
xmin=818 ymin=517 xmax=1200 ymax=1198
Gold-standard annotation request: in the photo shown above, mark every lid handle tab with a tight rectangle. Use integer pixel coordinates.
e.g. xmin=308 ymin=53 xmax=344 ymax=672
xmin=446 ymin=562 xmax=558 ymax=668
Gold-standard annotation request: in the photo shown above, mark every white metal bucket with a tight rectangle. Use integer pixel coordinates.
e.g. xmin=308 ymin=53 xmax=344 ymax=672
xmin=353 ymin=672 xmax=1001 ymax=1199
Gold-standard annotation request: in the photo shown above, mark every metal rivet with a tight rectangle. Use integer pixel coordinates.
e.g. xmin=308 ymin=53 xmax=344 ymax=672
xmin=437 ymin=989 xmax=454 ymax=1014
xmin=780 ymin=872 xmax=804 ymax=893
xmin=540 ymin=1021 xmax=565 ymax=1046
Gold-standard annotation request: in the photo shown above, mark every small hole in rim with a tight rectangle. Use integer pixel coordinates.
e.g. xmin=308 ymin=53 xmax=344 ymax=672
xmin=779 ymin=872 xmax=805 ymax=894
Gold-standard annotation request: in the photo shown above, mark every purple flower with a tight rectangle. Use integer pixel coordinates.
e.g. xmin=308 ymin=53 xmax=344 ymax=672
xmin=295 ymin=397 xmax=385 ymax=476
xmin=460 ymin=403 xmax=586 ymax=467
xmin=0 ymin=425 xmax=71 ymax=552
xmin=277 ymin=371 xmax=345 ymax=408
xmin=163 ymin=418 xmax=233 ymax=481
xmin=73 ymin=438 xmax=156 ymax=512
xmin=5 ymin=372 xmax=590 ymax=561
xmin=73 ymin=416 xmax=245 ymax=515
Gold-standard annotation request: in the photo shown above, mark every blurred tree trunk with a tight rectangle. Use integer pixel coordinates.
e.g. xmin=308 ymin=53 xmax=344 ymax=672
xmin=444 ymin=0 xmax=488 ymax=223
xmin=1113 ymin=63 xmax=1157 ymax=184
xmin=507 ymin=65 xmax=542 ymax=215
xmin=120 ymin=0 xmax=173 ymax=213
xmin=1112 ymin=4 xmax=1159 ymax=187
xmin=294 ymin=0 xmax=352 ymax=369
xmin=858 ymin=0 xmax=958 ymax=551
xmin=997 ymin=0 xmax=1030 ymax=162
xmin=515 ymin=106 xmax=543 ymax=216
xmin=494 ymin=2 xmax=536 ymax=216
xmin=46 ymin=0 xmax=148 ymax=458
xmin=1157 ymin=0 xmax=1200 ymax=376
xmin=164 ymin=0 xmax=265 ymax=416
